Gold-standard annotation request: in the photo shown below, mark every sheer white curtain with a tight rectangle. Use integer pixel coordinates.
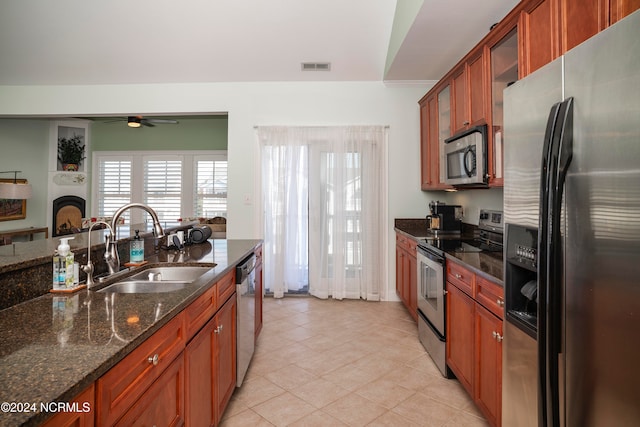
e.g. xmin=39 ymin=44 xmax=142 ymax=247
xmin=260 ymin=127 xmax=309 ymax=298
xmin=258 ymin=126 xmax=385 ymax=300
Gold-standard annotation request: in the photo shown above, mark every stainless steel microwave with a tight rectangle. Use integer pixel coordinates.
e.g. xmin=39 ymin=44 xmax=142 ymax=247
xmin=444 ymin=125 xmax=488 ymax=186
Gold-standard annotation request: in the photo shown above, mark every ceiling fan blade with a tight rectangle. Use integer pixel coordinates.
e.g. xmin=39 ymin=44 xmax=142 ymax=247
xmin=146 ymin=119 xmax=179 ymax=124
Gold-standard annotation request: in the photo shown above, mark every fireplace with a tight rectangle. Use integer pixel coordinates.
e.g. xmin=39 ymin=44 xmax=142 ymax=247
xmin=52 ymin=196 xmax=86 ymax=237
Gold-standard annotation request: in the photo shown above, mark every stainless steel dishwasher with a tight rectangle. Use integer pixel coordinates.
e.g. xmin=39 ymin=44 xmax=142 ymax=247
xmin=235 ymin=254 xmax=256 ymax=386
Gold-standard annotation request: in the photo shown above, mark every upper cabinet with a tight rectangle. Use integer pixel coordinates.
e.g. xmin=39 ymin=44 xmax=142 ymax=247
xmin=452 ymin=50 xmax=487 ymax=136
xmin=560 ymin=0 xmax=606 ymax=53
xmin=610 ymin=0 xmax=640 ymax=23
xmin=488 ymin=25 xmax=518 ymax=187
xmin=520 ymin=0 xmax=559 ymax=76
xmin=418 ymin=0 xmax=639 ymax=191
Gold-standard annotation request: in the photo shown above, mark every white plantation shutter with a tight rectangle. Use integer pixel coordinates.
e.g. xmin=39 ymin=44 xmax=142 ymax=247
xmin=93 ymin=151 xmax=227 ymax=222
xmin=144 ymin=158 xmax=182 ymax=222
xmin=97 ymin=158 xmax=132 ymax=221
xmin=195 ymin=159 xmax=228 ymax=217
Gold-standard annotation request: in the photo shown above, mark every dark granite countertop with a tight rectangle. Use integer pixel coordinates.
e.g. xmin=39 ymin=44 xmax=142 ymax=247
xmin=394 ymin=218 xmax=504 ymax=285
xmin=0 ymin=238 xmax=261 ymax=427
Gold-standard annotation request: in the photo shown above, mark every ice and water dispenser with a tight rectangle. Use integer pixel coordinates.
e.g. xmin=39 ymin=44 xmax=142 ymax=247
xmin=505 ymin=224 xmax=539 ymax=339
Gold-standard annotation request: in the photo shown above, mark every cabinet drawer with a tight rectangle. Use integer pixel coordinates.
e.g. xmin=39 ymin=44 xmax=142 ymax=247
xmin=184 ymin=285 xmax=217 ymax=339
xmin=447 ymin=261 xmax=475 ymax=296
xmin=115 ymin=354 xmax=184 ymax=427
xmin=396 ymin=234 xmax=417 ymax=256
xmin=216 ymin=269 xmax=236 ymax=309
xmin=476 ymin=276 xmax=505 ymax=319
xmin=96 ymin=313 xmax=186 ymax=426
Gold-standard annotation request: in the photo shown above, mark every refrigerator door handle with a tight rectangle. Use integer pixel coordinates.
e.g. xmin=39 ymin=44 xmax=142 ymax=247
xmin=538 ymin=101 xmax=562 ymax=427
xmin=541 ymin=97 xmax=574 ymax=427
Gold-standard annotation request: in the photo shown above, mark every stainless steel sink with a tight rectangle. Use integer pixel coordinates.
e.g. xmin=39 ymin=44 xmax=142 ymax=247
xmin=99 ymin=281 xmax=190 ymax=293
xmin=126 ymin=266 xmax=213 ymax=283
xmin=97 ymin=265 xmax=214 ymax=293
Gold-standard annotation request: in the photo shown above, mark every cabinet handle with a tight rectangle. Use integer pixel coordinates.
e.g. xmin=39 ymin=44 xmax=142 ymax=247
xmin=455 ymin=273 xmax=462 ymax=279
xmin=497 ymin=299 xmax=504 ymax=307
xmin=148 ymin=354 xmax=159 ymax=366
xmin=214 ymin=325 xmax=223 ymax=334
xmin=463 ymin=121 xmax=470 ymax=126
xmin=492 ymin=331 xmax=497 ymax=340
xmin=496 ymin=333 xmax=503 ymax=343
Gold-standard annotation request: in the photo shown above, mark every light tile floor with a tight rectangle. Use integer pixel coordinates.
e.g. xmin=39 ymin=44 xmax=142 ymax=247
xmin=221 ymin=297 xmax=489 ymax=427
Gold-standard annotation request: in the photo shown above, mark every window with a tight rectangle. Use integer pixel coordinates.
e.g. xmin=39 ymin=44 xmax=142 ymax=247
xmin=195 ymin=159 xmax=228 ymax=218
xmin=93 ymin=151 xmax=227 ymax=224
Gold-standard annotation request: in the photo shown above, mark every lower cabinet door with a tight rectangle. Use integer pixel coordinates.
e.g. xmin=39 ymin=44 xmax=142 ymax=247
xmin=115 ymin=355 xmax=185 ymax=427
xmin=41 ymin=384 xmax=94 ymax=427
xmin=215 ymin=295 xmax=237 ymax=424
xmin=185 ymin=317 xmax=216 ymax=426
xmin=475 ymin=303 xmax=503 ymax=427
xmin=446 ymin=283 xmax=475 ymax=395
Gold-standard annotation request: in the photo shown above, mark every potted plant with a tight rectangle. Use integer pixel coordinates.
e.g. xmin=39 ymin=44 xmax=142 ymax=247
xmin=57 ymin=134 xmax=85 ymax=171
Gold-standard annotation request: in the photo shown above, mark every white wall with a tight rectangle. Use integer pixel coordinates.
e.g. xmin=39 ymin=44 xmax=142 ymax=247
xmin=0 ymin=81 xmax=431 ymax=300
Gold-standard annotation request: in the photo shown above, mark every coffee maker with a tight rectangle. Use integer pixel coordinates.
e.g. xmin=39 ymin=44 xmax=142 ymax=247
xmin=427 ymin=201 xmax=463 ymax=235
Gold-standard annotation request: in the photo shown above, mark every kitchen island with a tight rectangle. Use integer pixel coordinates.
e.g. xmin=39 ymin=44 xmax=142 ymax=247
xmin=0 ymin=238 xmax=261 ymax=426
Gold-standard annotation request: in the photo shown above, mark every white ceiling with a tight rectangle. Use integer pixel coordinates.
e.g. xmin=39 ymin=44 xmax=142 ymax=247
xmin=0 ymin=0 xmax=519 ymax=86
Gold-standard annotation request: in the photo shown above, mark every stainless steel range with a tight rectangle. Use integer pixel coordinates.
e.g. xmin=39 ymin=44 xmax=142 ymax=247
xmin=416 ymin=209 xmax=503 ymax=378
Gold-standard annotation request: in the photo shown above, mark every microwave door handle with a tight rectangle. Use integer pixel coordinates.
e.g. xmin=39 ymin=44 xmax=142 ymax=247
xmin=463 ymin=146 xmax=476 ymax=177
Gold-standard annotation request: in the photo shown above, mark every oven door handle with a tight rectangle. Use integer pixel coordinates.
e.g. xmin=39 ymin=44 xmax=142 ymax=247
xmin=417 ymin=246 xmax=444 ymax=264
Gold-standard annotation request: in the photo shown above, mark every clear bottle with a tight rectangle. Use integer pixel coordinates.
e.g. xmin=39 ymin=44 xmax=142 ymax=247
xmin=130 ymin=230 xmax=144 ymax=263
xmin=54 ymin=237 xmax=74 ymax=289
xmin=52 ymin=249 xmax=63 ymax=290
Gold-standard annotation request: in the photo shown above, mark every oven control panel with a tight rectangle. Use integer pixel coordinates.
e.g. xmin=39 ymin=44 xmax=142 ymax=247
xmin=479 ymin=209 xmax=504 ymax=233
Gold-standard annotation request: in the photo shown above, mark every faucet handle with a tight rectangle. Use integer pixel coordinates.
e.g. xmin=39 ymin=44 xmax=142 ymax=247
xmin=82 ymin=261 xmax=95 ymax=288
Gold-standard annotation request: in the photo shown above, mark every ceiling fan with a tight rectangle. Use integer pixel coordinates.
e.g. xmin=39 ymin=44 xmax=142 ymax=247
xmin=103 ymin=116 xmax=179 ymax=128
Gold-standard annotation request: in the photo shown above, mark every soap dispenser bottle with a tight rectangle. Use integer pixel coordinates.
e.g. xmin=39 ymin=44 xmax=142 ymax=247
xmin=55 ymin=237 xmax=75 ymax=289
xmin=130 ymin=230 xmax=144 ymax=263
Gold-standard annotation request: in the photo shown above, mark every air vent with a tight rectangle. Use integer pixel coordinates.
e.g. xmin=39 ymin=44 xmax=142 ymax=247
xmin=301 ymin=62 xmax=331 ymax=71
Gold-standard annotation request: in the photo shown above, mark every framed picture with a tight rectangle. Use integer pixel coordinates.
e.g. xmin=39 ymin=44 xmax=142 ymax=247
xmin=0 ymin=179 xmax=27 ymax=221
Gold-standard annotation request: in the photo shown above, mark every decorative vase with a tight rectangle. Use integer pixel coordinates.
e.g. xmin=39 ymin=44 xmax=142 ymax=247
xmin=62 ymin=163 xmax=79 ymax=171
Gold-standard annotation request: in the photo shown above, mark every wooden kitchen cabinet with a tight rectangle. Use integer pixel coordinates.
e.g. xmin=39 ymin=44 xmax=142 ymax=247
xmin=419 ymin=93 xmax=450 ymax=190
xmin=185 ymin=313 xmax=217 ymax=426
xmin=41 ymin=384 xmax=94 ymax=427
xmin=96 ymin=313 xmax=186 ymax=426
xmin=446 ymin=259 xmax=504 ymax=427
xmin=610 ymin=0 xmax=640 ymax=23
xmin=560 ymin=0 xmax=606 ymax=53
xmin=452 ymin=66 xmax=468 ymax=135
xmin=446 ymin=282 xmax=476 ymax=395
xmin=215 ymin=294 xmax=237 ymax=423
xmin=452 ymin=49 xmax=487 ymax=135
xmin=468 ymin=50 xmax=487 ymax=128
xmin=395 ymin=233 xmax=417 ymax=322
xmin=475 ymin=303 xmax=503 ymax=427
xmin=185 ymin=290 xmax=237 ymax=426
xmin=115 ymin=355 xmax=184 ymax=427
xmin=488 ymin=24 xmax=518 ymax=188
xmin=520 ymin=0 xmax=559 ymax=77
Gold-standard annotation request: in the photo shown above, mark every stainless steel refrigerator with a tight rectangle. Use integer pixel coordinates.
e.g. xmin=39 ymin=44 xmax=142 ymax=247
xmin=502 ymin=9 xmax=640 ymax=427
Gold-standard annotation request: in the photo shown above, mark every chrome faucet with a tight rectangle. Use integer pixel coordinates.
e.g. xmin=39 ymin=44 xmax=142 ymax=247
xmin=104 ymin=203 xmax=165 ymax=274
xmin=82 ymin=221 xmax=114 ymax=289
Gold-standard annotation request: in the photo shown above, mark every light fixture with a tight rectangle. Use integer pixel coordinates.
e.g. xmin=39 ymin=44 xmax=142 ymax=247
xmin=127 ymin=117 xmax=141 ymax=128
xmin=0 ymin=171 xmax=32 ymax=199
